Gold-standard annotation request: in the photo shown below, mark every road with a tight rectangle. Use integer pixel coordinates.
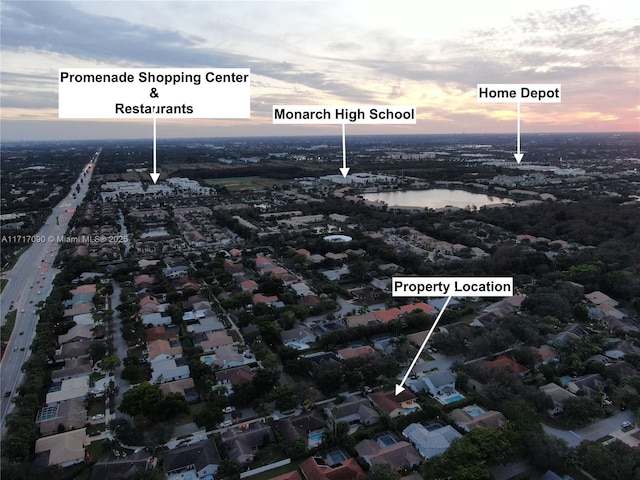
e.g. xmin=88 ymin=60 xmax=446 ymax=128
xmin=0 ymin=148 xmax=100 ymax=428
xmin=543 ymin=409 xmax=637 ymax=447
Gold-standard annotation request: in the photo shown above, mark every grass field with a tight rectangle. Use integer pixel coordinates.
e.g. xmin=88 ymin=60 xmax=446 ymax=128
xmin=204 ymin=176 xmax=289 ymax=191
xmin=0 ymin=278 xmax=7 ymax=293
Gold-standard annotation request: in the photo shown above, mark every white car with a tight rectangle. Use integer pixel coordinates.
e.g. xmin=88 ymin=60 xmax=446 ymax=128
xmin=92 ymin=414 xmax=105 ymax=420
xmin=219 ymin=420 xmax=233 ymax=428
xmin=222 ymin=406 xmax=236 ymax=414
xmin=621 ymin=421 xmax=632 ymax=429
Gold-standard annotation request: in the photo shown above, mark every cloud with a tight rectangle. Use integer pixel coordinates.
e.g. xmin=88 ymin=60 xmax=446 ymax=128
xmin=0 ymin=1 xmax=377 ymax=104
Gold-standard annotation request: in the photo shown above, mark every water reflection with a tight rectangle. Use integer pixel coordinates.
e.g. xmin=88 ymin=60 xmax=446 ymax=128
xmin=361 ymin=189 xmax=514 ymax=209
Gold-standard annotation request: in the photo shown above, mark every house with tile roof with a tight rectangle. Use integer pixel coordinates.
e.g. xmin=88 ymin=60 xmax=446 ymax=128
xmin=90 ymin=451 xmax=152 ymax=480
xmin=215 ymin=365 xmax=255 ymax=394
xmin=35 ymin=428 xmax=87 ymax=467
xmin=355 ymin=436 xmax=421 ymax=471
xmin=324 ymin=397 xmax=380 ymax=426
xmin=373 ymin=308 xmax=402 ymax=323
xmin=410 ymin=371 xmax=456 ymax=396
xmin=336 ymin=344 xmax=377 ymax=361
xmin=275 ymin=410 xmax=327 ymax=447
xmin=159 ymin=378 xmax=198 ymax=403
xmin=400 ymin=302 xmax=437 ymax=315
xmin=402 ymin=424 xmax=462 ymax=460
xmin=221 ymin=423 xmax=275 ymax=464
xmin=450 ymin=405 xmax=506 ymax=432
xmin=540 ymin=383 xmax=576 ymax=416
xmin=298 ymin=455 xmax=367 ymax=480
xmin=163 ymin=438 xmax=220 ymax=478
xmin=585 ymin=291 xmax=618 ymax=307
xmin=146 ymin=338 xmax=183 ymax=363
xmin=369 ymin=389 xmax=421 ymax=418
xmin=483 ymin=355 xmax=529 ymax=377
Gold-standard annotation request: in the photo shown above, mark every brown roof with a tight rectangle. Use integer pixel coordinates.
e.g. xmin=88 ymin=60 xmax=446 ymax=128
xmin=400 ymin=303 xmax=437 ymax=314
xmin=69 ymin=284 xmax=97 ymax=295
xmin=299 ymin=456 xmax=367 ymax=480
xmin=215 ymin=365 xmax=255 ymax=386
xmin=483 ymin=356 xmax=529 ymax=375
xmin=374 ymin=308 xmax=402 ymax=323
xmin=535 ymin=346 xmax=559 ymax=364
xmin=450 ymin=406 xmax=506 ymax=431
xmin=337 ymin=345 xmax=376 ymax=360
xmin=369 ymin=389 xmax=416 ymax=415
xmin=270 ymin=471 xmax=303 ymax=480
xmin=355 ymin=438 xmax=421 ymax=470
xmin=159 ymin=377 xmax=196 ymax=397
xmin=276 ymin=410 xmax=326 ymax=445
xmin=145 ymin=326 xmax=179 ymax=343
xmin=147 ymin=339 xmax=182 ymax=360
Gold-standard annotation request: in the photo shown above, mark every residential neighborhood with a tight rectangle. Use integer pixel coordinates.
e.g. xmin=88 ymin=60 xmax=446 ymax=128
xmin=2 ymin=132 xmax=640 ymax=480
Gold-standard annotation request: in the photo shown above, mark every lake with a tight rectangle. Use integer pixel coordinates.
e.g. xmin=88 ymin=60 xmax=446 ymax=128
xmin=361 ymin=189 xmax=514 ymax=209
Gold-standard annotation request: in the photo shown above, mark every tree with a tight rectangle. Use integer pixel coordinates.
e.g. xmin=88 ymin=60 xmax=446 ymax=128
xmin=158 ymin=392 xmax=189 ymax=420
xmin=577 ymin=440 xmax=640 ymax=480
xmin=219 ymin=459 xmax=243 ymax=476
xmin=288 ymin=437 xmax=309 ymax=459
xmin=563 ymin=396 xmax=604 ymax=426
xmin=369 ymin=463 xmax=401 ymax=480
xmin=526 ymin=432 xmax=573 ymax=473
xmin=89 ymin=340 xmax=108 ymax=362
xmin=118 ymin=382 xmax=163 ymax=418
xmin=271 ymin=385 xmax=297 ymax=411
xmin=146 ymin=422 xmax=174 ymax=454
xmin=101 ymin=354 xmax=121 ymax=374
xmin=316 ymin=366 xmax=343 ymax=395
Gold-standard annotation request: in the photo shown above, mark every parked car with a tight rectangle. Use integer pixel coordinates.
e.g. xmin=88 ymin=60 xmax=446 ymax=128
xmin=219 ymin=420 xmax=233 ymax=428
xmin=92 ymin=414 xmax=105 ymax=420
xmin=222 ymin=406 xmax=236 ymax=414
xmin=621 ymin=421 xmax=632 ymax=428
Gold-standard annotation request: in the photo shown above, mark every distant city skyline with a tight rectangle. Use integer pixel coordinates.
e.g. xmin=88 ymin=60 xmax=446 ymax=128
xmin=1 ymin=1 xmax=638 ymax=141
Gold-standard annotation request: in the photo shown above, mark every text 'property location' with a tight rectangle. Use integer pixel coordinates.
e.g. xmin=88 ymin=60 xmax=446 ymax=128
xmin=392 ymin=276 xmax=514 ymax=297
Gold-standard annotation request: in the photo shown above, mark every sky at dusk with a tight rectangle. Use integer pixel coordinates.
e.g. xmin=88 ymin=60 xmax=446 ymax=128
xmin=1 ymin=0 xmax=638 ymax=141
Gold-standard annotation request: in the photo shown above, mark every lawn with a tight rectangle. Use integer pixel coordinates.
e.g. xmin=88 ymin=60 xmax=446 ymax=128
xmin=0 ymin=278 xmax=7 ymax=293
xmin=246 ymin=458 xmax=303 ymax=480
xmin=204 ymin=176 xmax=289 ymax=191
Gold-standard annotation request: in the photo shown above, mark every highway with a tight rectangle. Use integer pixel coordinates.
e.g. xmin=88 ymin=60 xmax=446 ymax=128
xmin=0 ymin=148 xmax=100 ymax=428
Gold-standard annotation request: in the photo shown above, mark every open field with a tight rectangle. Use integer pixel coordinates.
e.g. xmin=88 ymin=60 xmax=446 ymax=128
xmin=204 ymin=176 xmax=291 ymax=191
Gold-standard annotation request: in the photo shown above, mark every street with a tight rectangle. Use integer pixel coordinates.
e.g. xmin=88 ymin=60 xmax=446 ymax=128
xmin=543 ymin=409 xmax=637 ymax=447
xmin=0 ymin=150 xmax=99 ymax=428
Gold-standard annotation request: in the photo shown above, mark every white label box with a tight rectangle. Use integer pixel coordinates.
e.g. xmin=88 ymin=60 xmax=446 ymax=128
xmin=477 ymin=84 xmax=561 ymax=103
xmin=59 ymin=68 xmax=250 ymax=119
xmin=273 ymin=105 xmax=416 ymax=124
xmin=392 ymin=276 xmax=514 ymax=297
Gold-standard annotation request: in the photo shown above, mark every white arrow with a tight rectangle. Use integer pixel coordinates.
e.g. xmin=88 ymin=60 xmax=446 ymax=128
xmin=150 ymin=117 xmax=160 ymax=183
xmin=339 ymin=123 xmax=350 ymax=178
xmin=395 ymin=296 xmax=452 ymax=396
xmin=513 ymin=102 xmax=524 ymax=164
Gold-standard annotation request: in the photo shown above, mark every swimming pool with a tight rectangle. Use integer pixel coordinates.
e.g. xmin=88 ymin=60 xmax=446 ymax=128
xmin=464 ymin=406 xmax=484 ymax=417
xmin=326 ymin=450 xmax=347 ymax=464
xmin=378 ymin=434 xmax=397 ymax=447
xmin=445 ymin=394 xmax=465 ymax=404
xmin=201 ymin=355 xmax=214 ymax=365
xmin=309 ymin=431 xmax=324 ymax=446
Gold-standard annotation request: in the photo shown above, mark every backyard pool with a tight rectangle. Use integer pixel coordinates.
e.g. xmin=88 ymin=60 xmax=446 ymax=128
xmin=201 ymin=355 xmax=214 ymax=365
xmin=464 ymin=406 xmax=485 ymax=417
xmin=326 ymin=449 xmax=347 ymax=464
xmin=377 ymin=434 xmax=397 ymax=447
xmin=309 ymin=431 xmax=324 ymax=446
xmin=445 ymin=394 xmax=465 ymax=404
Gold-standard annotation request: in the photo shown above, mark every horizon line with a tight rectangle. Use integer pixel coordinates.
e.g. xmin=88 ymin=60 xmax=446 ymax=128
xmin=2 ymin=130 xmax=638 ymax=145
